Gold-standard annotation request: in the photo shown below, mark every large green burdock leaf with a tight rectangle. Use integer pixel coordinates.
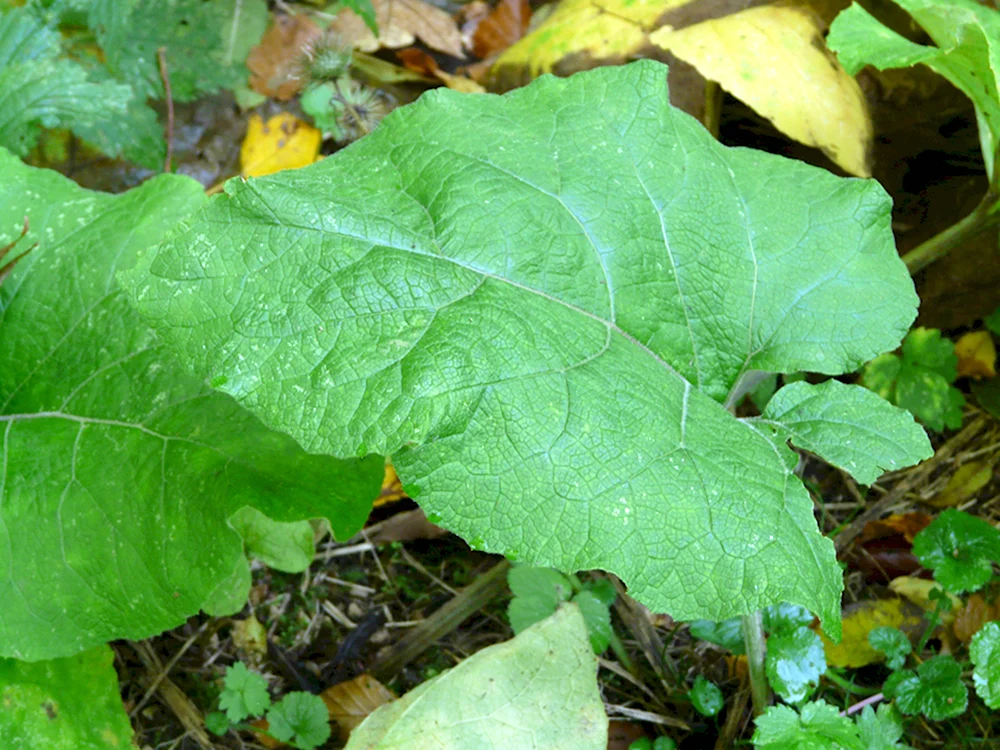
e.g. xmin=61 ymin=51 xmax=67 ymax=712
xmin=0 ymin=149 xmax=382 ymax=660
xmin=0 ymin=645 xmax=133 ymax=748
xmin=123 ymin=61 xmax=931 ymax=636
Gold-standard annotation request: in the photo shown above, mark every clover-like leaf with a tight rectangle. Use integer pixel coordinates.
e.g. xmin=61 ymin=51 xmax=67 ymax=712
xmin=123 ymin=60 xmax=932 ymax=635
xmin=690 ymin=617 xmax=746 ymax=655
xmin=912 ymin=509 xmax=1000 ymax=594
xmin=855 ymin=704 xmax=912 ymax=750
xmin=829 ymin=0 xmax=1000 ymax=178
xmin=266 ymin=692 xmax=332 ymax=749
xmin=970 ymin=620 xmax=1000 ymax=709
xmin=765 ymin=627 xmax=826 ymax=704
xmin=0 ymin=150 xmax=383 ymax=660
xmin=752 ymin=701 xmax=861 ymax=750
xmin=219 ymin=662 xmax=271 ymax=723
xmin=867 ymin=627 xmax=911 ymax=671
xmin=689 ymin=675 xmax=724 ymax=718
xmin=883 ymin=655 xmax=968 ymax=720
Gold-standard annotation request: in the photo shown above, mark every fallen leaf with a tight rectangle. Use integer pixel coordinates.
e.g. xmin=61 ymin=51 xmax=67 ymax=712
xmin=650 ymin=5 xmax=872 ymax=177
xmin=322 ymin=674 xmax=396 ymax=741
xmin=374 ymin=461 xmax=406 ymax=507
xmin=953 ymin=593 xmax=1000 ymax=644
xmin=860 ymin=512 xmax=934 ymax=545
xmin=607 ymin=720 xmax=650 ymax=750
xmin=329 ymin=0 xmax=465 ymax=59
xmin=396 ymin=47 xmax=486 ymax=93
xmin=889 ymin=576 xmax=963 ymax=624
xmin=928 ymin=459 xmax=996 ymax=508
xmin=352 ymin=50 xmax=436 ymax=86
xmin=848 ymin=512 xmax=931 ymax=583
xmin=366 ymin=507 xmax=449 ymax=544
xmin=955 ymin=331 xmax=997 ymax=379
xmin=818 ymin=598 xmax=923 ymax=668
xmin=232 ymin=614 xmax=268 ymax=665
xmin=465 ymin=0 xmax=531 ymax=59
xmin=240 ymin=113 xmax=322 ymax=178
xmin=247 ymin=14 xmax=322 ymax=100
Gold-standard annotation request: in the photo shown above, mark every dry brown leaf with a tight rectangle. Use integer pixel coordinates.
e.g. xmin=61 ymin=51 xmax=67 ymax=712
xmin=396 ymin=47 xmax=486 ymax=92
xmin=955 ymin=330 xmax=997 ymax=379
xmin=465 ymin=0 xmax=531 ymax=59
xmin=860 ymin=512 xmax=933 ymax=544
xmin=232 ymin=614 xmax=268 ymax=665
xmin=953 ymin=593 xmax=1000 ymax=644
xmin=322 ymin=674 xmax=396 ymax=741
xmin=247 ymin=14 xmax=322 ymax=100
xmin=607 ymin=720 xmax=650 ymax=750
xmin=329 ymin=0 xmax=465 ymax=59
xmin=366 ymin=508 xmax=449 ymax=544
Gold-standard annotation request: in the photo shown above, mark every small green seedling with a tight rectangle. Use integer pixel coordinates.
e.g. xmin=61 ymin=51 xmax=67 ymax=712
xmin=628 ymin=737 xmax=678 ymax=750
xmin=883 ymin=655 xmax=968 ymax=721
xmin=912 ymin=509 xmax=1000 ymax=594
xmin=753 ymin=702 xmax=911 ymax=750
xmin=868 ymin=626 xmax=911 ymax=671
xmin=689 ymin=675 xmax=724 ymax=718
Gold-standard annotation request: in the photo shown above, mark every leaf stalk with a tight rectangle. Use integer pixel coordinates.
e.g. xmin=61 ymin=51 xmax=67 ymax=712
xmin=742 ymin=611 xmax=769 ymax=716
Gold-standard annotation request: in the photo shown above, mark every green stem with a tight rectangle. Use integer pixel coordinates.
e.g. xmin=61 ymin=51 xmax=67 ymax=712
xmin=824 ymin=668 xmax=880 ymax=698
xmin=743 ymin=611 xmax=769 ymax=716
xmin=901 ymin=190 xmax=1000 ymax=275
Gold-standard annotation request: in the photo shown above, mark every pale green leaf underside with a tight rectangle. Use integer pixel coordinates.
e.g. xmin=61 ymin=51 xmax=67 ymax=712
xmin=758 ymin=380 xmax=931 ymax=485
xmin=345 ymin=604 xmax=607 ymax=749
xmin=829 ymin=0 xmax=1000 ymax=175
xmin=0 ymin=149 xmax=382 ymax=661
xmin=124 ymin=60 xmax=921 ymax=635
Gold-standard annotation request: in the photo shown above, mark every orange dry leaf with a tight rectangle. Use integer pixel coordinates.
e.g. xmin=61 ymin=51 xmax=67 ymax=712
xmin=464 ymin=0 xmax=531 ymax=59
xmin=396 ymin=47 xmax=485 ymax=92
xmin=322 ymin=674 xmax=396 ymax=741
xmin=247 ymin=14 xmax=322 ymax=99
xmin=860 ymin=512 xmax=933 ymax=545
xmin=240 ymin=113 xmax=322 ymax=178
xmin=956 ymin=330 xmax=997 ymax=379
xmin=329 ymin=0 xmax=465 ymax=58
xmin=375 ymin=460 xmax=406 ymax=507
xmin=953 ymin=593 xmax=1000 ymax=644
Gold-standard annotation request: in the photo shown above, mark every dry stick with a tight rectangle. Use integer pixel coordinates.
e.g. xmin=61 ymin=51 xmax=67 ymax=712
xmin=157 ymin=47 xmax=174 ymax=173
xmin=369 ymin=558 xmax=511 ymax=683
xmin=130 ymin=620 xmax=213 ymax=717
xmin=610 ymin=575 xmax=677 ymax=691
xmin=714 ymin=685 xmax=751 ymax=750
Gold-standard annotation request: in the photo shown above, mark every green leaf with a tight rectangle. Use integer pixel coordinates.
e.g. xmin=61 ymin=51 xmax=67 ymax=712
xmin=0 ymin=149 xmax=382 ymax=660
xmin=690 ymin=617 xmax=745 ymax=654
xmin=752 ymin=701 xmax=861 ymax=750
xmin=855 ymin=704 xmax=912 ymax=750
xmin=344 ymin=604 xmax=608 ymax=749
xmin=572 ymin=589 xmax=612 ymax=654
xmin=339 ymin=0 xmax=379 ymax=35
xmin=883 ymin=655 xmax=967 ymax=720
xmin=507 ymin=564 xmax=574 ymax=634
xmin=123 ymin=60 xmax=927 ymax=637
xmin=230 ymin=506 xmax=316 ymax=574
xmin=829 ymin=0 xmax=1000 ymax=177
xmin=689 ymin=675 xmax=724 ymax=717
xmin=758 ymin=380 xmax=931 ymax=485
xmin=762 ymin=603 xmax=815 ymax=637
xmin=582 ymin=577 xmax=617 ymax=608
xmin=986 ymin=307 xmax=1000 ymax=336
xmin=911 ymin=509 xmax=1000 ymax=594
xmin=765 ymin=627 xmax=826 ymax=704
xmin=266 ymin=692 xmax=332 ymax=750
xmin=219 ymin=662 xmax=271 ymax=723
xmin=0 ymin=645 xmax=134 ymax=748
xmin=205 ymin=711 xmax=232 ymax=736
xmin=861 ymin=328 xmax=964 ymax=432
xmin=970 ymin=620 xmax=1000 ymax=709
xmin=867 ymin=627 xmax=911 ymax=671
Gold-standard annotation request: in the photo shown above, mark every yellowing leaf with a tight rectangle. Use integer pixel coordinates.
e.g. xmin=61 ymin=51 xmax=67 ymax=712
xmin=375 ymin=460 xmax=406 ymax=507
xmin=819 ymin=598 xmax=922 ymax=668
xmin=491 ymin=0 xmax=690 ymax=85
xmin=928 ymin=459 xmax=996 ymax=509
xmin=889 ymin=576 xmax=962 ymax=624
xmin=329 ymin=0 xmax=465 ymax=58
xmin=240 ymin=113 xmax=321 ymax=178
xmin=322 ymin=674 xmax=396 ymax=741
xmin=955 ymin=331 xmax=997 ymax=379
xmin=650 ymin=5 xmax=872 ymax=177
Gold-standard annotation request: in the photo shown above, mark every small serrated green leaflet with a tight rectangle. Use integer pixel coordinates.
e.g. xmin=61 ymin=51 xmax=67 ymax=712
xmin=867 ymin=627 xmax=911 ymax=671
xmin=0 ymin=646 xmax=134 ymax=748
xmin=884 ymin=655 xmax=967 ymax=720
xmin=912 ymin=509 xmax=1000 ymax=594
xmin=765 ymin=627 xmax=826 ymax=704
xmin=689 ymin=675 xmax=724 ymax=717
xmin=572 ymin=589 xmax=612 ymax=654
xmin=758 ymin=380 xmax=931 ymax=485
xmin=205 ymin=711 xmax=232 ymax=736
xmin=123 ymin=60 xmax=928 ymax=637
xmin=829 ymin=0 xmax=1000 ymax=177
xmin=345 ymin=604 xmax=607 ymax=749
xmin=855 ymin=704 xmax=912 ymax=750
xmin=970 ymin=620 xmax=1000 ymax=708
xmin=219 ymin=662 xmax=270 ymax=722
xmin=752 ymin=701 xmax=861 ymax=750
xmin=266 ymin=692 xmax=331 ymax=749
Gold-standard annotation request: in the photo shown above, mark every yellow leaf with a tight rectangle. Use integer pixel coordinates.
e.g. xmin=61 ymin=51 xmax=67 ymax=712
xmin=650 ymin=5 xmax=872 ymax=177
xmin=819 ymin=598 xmax=922 ymax=668
xmin=955 ymin=330 xmax=997 ymax=379
xmin=928 ymin=458 xmax=996 ymax=508
xmin=375 ymin=459 xmax=406 ymax=507
xmin=889 ymin=576 xmax=962 ymax=624
xmin=240 ymin=113 xmax=322 ymax=178
xmin=492 ymin=0 xmax=691 ymax=84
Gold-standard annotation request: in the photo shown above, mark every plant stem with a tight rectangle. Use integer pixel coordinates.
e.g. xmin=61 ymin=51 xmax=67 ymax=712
xmin=742 ymin=611 xmax=769 ymax=716
xmin=824 ymin=668 xmax=880 ymax=698
xmin=901 ymin=190 xmax=1000 ymax=275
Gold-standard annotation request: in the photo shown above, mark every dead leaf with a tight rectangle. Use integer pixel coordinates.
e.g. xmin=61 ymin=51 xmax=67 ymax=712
xmin=464 ymin=0 xmax=531 ymax=59
xmin=240 ymin=113 xmax=322 ymax=178
xmin=860 ymin=512 xmax=933 ymax=544
xmin=953 ymin=593 xmax=1000 ymax=644
xmin=322 ymin=674 xmax=396 ymax=741
xmin=607 ymin=720 xmax=650 ymax=750
xmin=329 ymin=0 xmax=465 ymax=59
xmin=366 ymin=508 xmax=449 ymax=544
xmin=232 ymin=614 xmax=268 ymax=665
xmin=847 ymin=511 xmax=931 ymax=583
xmin=247 ymin=14 xmax=322 ymax=100
xmin=956 ymin=330 xmax=997 ymax=379
xmin=375 ymin=461 xmax=406 ymax=508
xmin=927 ymin=458 xmax=996 ymax=508
xmin=889 ymin=576 xmax=963 ymax=624
xmin=352 ymin=50 xmax=436 ymax=86
xmin=818 ymin=598 xmax=923 ymax=668
xmin=396 ymin=47 xmax=486 ymax=93
xmin=650 ymin=5 xmax=872 ymax=177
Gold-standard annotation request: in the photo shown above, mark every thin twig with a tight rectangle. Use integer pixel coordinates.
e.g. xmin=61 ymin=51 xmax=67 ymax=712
xmin=842 ymin=692 xmax=884 ymax=717
xmin=157 ymin=47 xmax=174 ymax=173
